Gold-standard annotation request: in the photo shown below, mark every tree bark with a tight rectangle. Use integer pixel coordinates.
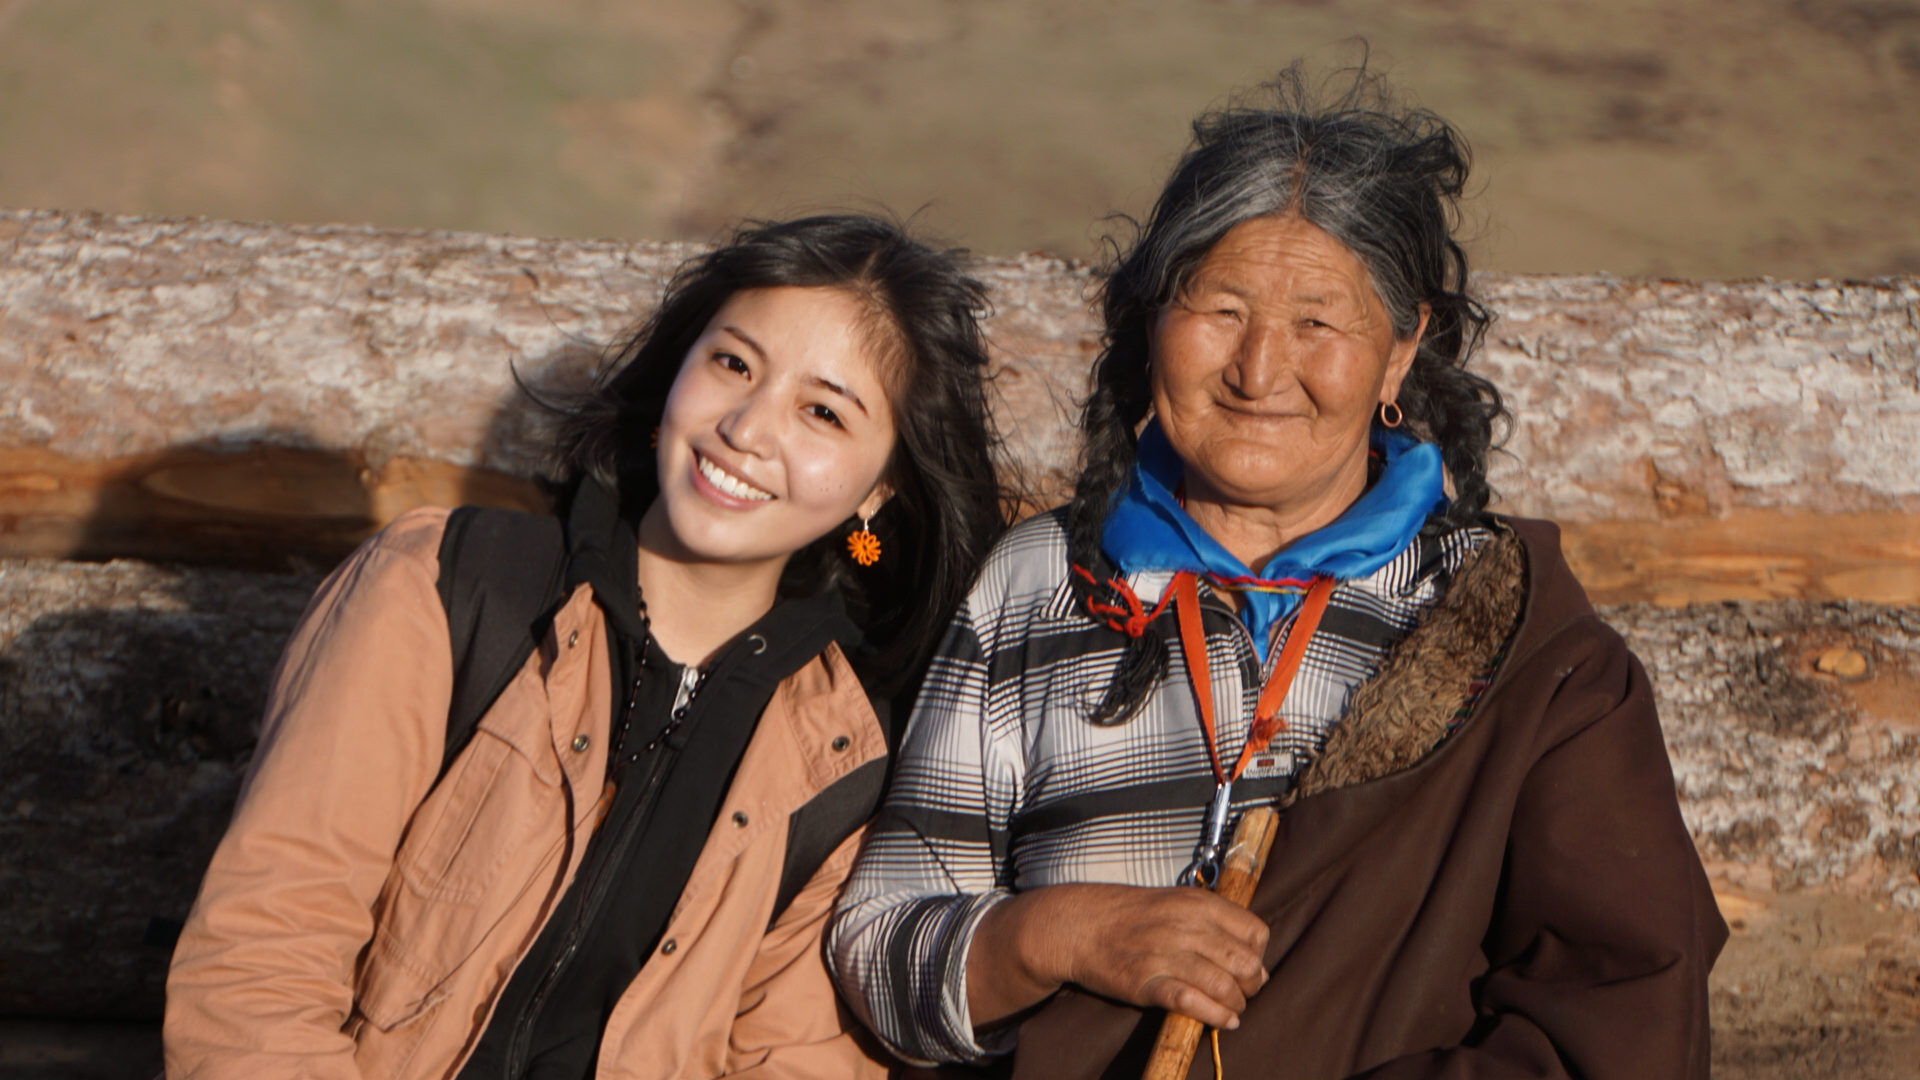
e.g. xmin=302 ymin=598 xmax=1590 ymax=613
xmin=4 ymin=210 xmax=1917 ymax=598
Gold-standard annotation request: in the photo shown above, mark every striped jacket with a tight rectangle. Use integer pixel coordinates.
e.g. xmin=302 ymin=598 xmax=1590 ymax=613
xmin=827 ymin=507 xmax=1486 ymax=1065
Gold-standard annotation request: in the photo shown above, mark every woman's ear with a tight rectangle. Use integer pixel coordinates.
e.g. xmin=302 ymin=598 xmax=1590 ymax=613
xmin=856 ymin=482 xmax=894 ymax=523
xmin=1382 ymin=303 xmax=1430 ymax=405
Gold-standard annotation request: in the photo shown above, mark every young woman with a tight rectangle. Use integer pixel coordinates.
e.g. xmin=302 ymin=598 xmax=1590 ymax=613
xmin=164 ymin=215 xmax=1007 ymax=1080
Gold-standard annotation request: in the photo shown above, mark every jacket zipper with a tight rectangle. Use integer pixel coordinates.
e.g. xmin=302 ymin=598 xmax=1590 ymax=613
xmin=500 ymin=663 xmax=705 ymax=1075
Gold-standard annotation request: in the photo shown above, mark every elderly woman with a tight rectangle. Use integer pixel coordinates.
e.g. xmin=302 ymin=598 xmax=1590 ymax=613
xmin=828 ymin=73 xmax=1725 ymax=1080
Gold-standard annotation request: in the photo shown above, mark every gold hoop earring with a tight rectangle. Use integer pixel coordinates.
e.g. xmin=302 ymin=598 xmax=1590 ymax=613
xmin=847 ymin=517 xmax=881 ymax=567
xmin=1379 ymin=401 xmax=1404 ymax=428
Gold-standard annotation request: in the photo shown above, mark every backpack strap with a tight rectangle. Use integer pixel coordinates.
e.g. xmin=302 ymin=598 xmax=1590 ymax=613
xmin=435 ymin=506 xmax=570 ymax=779
xmin=770 ymin=758 xmax=886 ymax=928
xmin=767 ymin=690 xmax=895 ymax=928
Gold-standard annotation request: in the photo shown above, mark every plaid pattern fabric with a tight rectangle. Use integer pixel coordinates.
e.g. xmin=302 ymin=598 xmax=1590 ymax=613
xmin=827 ymin=508 xmax=1489 ymax=1065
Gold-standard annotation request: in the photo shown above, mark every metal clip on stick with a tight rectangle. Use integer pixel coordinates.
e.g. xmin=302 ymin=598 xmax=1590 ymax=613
xmin=1146 ymin=805 xmax=1282 ymax=1080
xmin=1178 ymin=783 xmax=1235 ymax=888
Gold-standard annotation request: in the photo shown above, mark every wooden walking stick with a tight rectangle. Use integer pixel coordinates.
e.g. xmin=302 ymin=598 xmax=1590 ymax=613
xmin=1141 ymin=805 xmax=1280 ymax=1080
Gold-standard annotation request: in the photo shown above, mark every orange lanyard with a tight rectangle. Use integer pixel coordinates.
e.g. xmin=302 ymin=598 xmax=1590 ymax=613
xmin=1172 ymin=570 xmax=1337 ymax=786
xmin=1171 ymin=570 xmax=1336 ymax=887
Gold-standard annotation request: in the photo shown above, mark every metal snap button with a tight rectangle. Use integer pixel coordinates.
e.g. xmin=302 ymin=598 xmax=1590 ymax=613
xmin=732 ymin=811 xmax=749 ymax=827
xmin=567 ymin=629 xmax=579 ymax=648
xmin=831 ymin=735 xmax=851 ymax=752
xmin=571 ymin=735 xmax=590 ymax=752
xmin=661 ymin=939 xmax=677 ymax=955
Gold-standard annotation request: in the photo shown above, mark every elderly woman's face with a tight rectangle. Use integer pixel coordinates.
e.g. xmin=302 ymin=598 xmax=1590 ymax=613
xmin=1150 ymin=215 xmax=1422 ymax=530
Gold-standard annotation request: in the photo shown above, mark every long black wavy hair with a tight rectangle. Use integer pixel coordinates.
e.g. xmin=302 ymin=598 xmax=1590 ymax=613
xmin=1072 ymin=65 xmax=1508 ymax=725
xmin=549 ymin=214 xmax=1008 ymax=685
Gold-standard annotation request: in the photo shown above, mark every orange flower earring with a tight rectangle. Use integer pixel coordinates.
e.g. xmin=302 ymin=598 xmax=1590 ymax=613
xmin=847 ymin=517 xmax=882 ymax=567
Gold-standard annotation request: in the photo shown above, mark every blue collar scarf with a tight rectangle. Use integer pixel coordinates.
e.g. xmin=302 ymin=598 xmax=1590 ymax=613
xmin=1100 ymin=418 xmax=1448 ymax=662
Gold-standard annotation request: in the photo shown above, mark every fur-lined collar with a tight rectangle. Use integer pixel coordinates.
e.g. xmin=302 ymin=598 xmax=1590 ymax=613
xmin=1283 ymin=527 xmax=1528 ymax=806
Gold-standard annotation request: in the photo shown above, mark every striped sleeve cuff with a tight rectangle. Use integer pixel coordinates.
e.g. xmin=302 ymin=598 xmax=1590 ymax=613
xmin=845 ymin=888 xmax=1017 ymax=1066
xmin=931 ymin=890 xmax=1018 ymax=1063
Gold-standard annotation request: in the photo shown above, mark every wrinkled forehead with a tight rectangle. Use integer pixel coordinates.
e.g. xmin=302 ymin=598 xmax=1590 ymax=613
xmin=1175 ymin=215 xmax=1384 ymax=312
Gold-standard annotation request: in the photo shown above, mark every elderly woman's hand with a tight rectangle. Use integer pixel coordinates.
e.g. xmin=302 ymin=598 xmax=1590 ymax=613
xmin=966 ymin=883 xmax=1271 ymax=1033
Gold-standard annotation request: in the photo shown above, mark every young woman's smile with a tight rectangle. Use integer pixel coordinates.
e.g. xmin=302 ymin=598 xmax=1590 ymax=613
xmin=645 ymin=285 xmax=896 ymax=572
xmin=692 ymin=450 xmax=774 ymax=503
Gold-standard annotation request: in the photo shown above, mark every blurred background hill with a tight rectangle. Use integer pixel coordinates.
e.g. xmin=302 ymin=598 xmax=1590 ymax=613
xmin=2 ymin=0 xmax=1918 ymax=279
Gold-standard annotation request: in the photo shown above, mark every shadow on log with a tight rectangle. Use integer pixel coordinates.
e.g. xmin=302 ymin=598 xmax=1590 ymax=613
xmin=0 ymin=559 xmax=319 ymax=1018
xmin=0 ymin=405 xmax=557 ymax=1017
xmin=6 ymin=441 xmax=546 ymax=572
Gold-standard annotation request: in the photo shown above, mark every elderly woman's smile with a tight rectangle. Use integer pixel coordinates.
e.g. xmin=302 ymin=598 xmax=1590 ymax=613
xmin=1150 ymin=213 xmax=1424 ymax=568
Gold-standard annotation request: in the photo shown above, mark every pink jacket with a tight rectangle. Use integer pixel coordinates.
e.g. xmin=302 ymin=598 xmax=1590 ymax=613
xmin=164 ymin=507 xmax=893 ymax=1080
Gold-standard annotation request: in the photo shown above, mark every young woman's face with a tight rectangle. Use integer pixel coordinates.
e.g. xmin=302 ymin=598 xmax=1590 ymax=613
xmin=649 ymin=286 xmax=897 ymax=570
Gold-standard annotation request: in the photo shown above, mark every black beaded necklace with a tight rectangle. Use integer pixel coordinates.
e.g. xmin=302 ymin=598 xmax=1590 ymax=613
xmin=606 ymin=589 xmax=710 ymax=774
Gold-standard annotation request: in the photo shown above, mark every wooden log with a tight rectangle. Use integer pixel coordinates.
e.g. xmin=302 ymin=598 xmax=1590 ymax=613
xmin=1559 ymin=510 xmax=1920 ymax=606
xmin=1612 ymin=598 xmax=1920 ymax=904
xmin=0 ymin=444 xmax=544 ymax=571
xmin=4 ymin=210 xmax=1919 ymax=599
xmin=0 ymin=210 xmax=1098 ymax=569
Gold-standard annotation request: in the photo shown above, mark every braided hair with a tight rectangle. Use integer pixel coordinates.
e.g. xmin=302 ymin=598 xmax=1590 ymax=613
xmin=1071 ymin=64 xmax=1507 ymax=725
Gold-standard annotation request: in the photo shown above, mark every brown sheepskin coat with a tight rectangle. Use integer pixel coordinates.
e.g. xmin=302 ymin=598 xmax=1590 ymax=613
xmin=921 ymin=516 xmax=1726 ymax=1080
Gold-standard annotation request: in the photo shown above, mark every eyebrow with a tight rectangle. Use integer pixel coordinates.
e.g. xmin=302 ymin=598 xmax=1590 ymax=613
xmin=721 ymin=325 xmax=870 ymax=416
xmin=720 ymin=325 xmax=767 ymax=360
xmin=809 ymin=375 xmax=869 ymax=416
